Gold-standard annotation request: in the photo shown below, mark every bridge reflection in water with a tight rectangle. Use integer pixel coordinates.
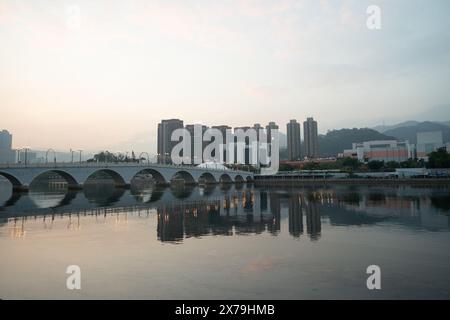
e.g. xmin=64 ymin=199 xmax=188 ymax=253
xmin=1 ymin=180 xmax=450 ymax=243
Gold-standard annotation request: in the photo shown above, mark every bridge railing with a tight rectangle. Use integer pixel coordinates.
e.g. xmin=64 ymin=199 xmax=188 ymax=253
xmin=0 ymin=162 xmax=253 ymax=174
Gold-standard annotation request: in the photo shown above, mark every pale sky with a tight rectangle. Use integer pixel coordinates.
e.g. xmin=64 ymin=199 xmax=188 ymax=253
xmin=1 ymin=0 xmax=450 ymax=153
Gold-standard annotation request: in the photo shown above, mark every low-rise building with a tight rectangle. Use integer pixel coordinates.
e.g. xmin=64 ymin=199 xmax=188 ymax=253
xmin=342 ymin=140 xmax=413 ymax=163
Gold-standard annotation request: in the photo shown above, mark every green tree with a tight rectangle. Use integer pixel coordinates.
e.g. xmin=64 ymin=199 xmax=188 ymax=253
xmin=400 ymin=158 xmax=424 ymax=168
xmin=368 ymin=160 xmax=384 ymax=171
xmin=303 ymin=162 xmax=320 ymax=170
xmin=386 ymin=161 xmax=400 ymax=169
xmin=87 ymin=151 xmax=128 ymax=163
xmin=427 ymin=148 xmax=450 ymax=169
xmin=340 ymin=157 xmax=360 ymax=170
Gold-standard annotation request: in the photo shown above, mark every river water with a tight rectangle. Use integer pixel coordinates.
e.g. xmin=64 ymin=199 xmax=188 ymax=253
xmin=0 ymin=178 xmax=449 ymax=299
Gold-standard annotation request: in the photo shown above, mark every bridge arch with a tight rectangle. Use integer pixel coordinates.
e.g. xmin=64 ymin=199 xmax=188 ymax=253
xmin=246 ymin=176 xmax=253 ymax=182
xmin=170 ymin=171 xmax=196 ymax=185
xmin=219 ymin=173 xmax=232 ymax=184
xmin=131 ymin=168 xmax=167 ymax=185
xmin=84 ymin=183 xmax=125 ymax=206
xmin=0 ymin=171 xmax=23 ymax=188
xmin=198 ymin=172 xmax=217 ymax=184
xmin=85 ymin=169 xmax=126 ymax=187
xmin=234 ymin=175 xmax=244 ymax=183
xmin=29 ymin=170 xmax=79 ymax=188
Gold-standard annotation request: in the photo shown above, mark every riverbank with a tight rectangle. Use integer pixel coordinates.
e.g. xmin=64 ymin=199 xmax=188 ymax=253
xmin=253 ymin=178 xmax=450 ymax=187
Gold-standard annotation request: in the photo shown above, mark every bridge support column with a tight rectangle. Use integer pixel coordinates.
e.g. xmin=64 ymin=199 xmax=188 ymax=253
xmin=68 ymin=184 xmax=83 ymax=190
xmin=116 ymin=183 xmax=131 ymax=189
xmin=12 ymin=185 xmax=29 ymax=192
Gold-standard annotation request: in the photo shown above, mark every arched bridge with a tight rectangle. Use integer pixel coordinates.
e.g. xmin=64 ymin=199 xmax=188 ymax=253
xmin=0 ymin=163 xmax=253 ymax=191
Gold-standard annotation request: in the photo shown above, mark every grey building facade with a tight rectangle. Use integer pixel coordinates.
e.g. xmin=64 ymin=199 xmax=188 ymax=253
xmin=287 ymin=120 xmax=301 ymax=161
xmin=0 ymin=130 xmax=16 ymax=164
xmin=186 ymin=124 xmax=208 ymax=164
xmin=303 ymin=117 xmax=319 ymax=159
xmin=157 ymin=119 xmax=184 ymax=164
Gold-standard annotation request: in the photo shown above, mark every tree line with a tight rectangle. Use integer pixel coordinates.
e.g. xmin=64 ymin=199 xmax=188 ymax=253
xmin=279 ymin=148 xmax=450 ymax=172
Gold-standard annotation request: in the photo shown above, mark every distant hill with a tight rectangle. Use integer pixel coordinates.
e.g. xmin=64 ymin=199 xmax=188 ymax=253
xmin=318 ymin=128 xmax=396 ymax=157
xmin=383 ymin=121 xmax=450 ymax=144
xmin=373 ymin=120 xmax=450 ymax=133
xmin=373 ymin=121 xmax=420 ymax=133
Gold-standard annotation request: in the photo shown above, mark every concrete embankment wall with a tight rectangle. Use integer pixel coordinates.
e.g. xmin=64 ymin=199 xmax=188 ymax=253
xmin=253 ymin=178 xmax=450 ymax=187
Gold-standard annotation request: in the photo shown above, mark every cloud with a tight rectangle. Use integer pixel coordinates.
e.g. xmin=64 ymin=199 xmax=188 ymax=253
xmin=127 ymin=1 xmax=247 ymax=52
xmin=243 ymin=85 xmax=288 ymax=100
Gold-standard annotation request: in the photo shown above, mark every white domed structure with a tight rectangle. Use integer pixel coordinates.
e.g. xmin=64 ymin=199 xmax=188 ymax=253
xmin=196 ymin=162 xmax=229 ymax=171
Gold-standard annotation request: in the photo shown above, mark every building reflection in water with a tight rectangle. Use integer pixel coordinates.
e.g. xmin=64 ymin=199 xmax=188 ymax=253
xmin=2 ymin=181 xmax=450 ymax=243
xmin=156 ymin=190 xmax=275 ymax=243
xmin=288 ymin=195 xmax=303 ymax=238
xmin=287 ymin=194 xmax=321 ymax=240
xmin=304 ymin=196 xmax=321 ymax=241
xmin=155 ymin=188 xmax=323 ymax=243
xmin=268 ymin=192 xmax=281 ymax=235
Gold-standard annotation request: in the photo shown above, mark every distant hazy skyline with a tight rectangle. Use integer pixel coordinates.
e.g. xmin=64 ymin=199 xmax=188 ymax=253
xmin=1 ymin=0 xmax=450 ymax=152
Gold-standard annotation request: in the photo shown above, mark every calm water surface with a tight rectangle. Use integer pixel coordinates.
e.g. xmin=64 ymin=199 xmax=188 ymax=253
xmin=1 ymin=178 xmax=450 ymax=299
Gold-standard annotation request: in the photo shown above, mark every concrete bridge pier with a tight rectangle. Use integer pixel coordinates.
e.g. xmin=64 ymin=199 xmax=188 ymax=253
xmin=12 ymin=185 xmax=29 ymax=192
xmin=67 ymin=183 xmax=84 ymax=190
xmin=116 ymin=183 xmax=131 ymax=189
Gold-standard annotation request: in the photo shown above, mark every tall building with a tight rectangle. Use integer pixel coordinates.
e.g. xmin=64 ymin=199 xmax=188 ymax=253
xmin=303 ymin=117 xmax=319 ymax=159
xmin=287 ymin=120 xmax=301 ymax=161
xmin=417 ymin=131 xmax=444 ymax=160
xmin=266 ymin=122 xmax=279 ymax=142
xmin=253 ymin=123 xmax=263 ymax=165
xmin=212 ymin=125 xmax=232 ymax=163
xmin=157 ymin=119 xmax=184 ymax=164
xmin=0 ymin=130 xmax=15 ymax=164
xmin=234 ymin=126 xmax=252 ymax=165
xmin=253 ymin=123 xmax=262 ymax=138
xmin=265 ymin=122 xmax=279 ymax=165
xmin=186 ymin=124 xmax=208 ymax=164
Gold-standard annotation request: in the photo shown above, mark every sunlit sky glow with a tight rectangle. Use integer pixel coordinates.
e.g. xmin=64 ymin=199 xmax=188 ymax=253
xmin=1 ymin=0 xmax=450 ymax=153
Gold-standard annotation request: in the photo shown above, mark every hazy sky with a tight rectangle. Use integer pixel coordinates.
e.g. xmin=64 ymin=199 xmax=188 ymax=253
xmin=1 ymin=0 xmax=450 ymax=153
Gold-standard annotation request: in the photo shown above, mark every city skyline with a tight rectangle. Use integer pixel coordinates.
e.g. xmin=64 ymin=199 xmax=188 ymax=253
xmin=3 ymin=114 xmax=450 ymax=161
xmin=2 ymin=0 xmax=450 ymax=304
xmin=1 ymin=0 xmax=450 ymax=151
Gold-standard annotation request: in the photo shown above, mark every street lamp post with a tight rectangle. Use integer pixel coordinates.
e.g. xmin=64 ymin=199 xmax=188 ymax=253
xmin=165 ymin=152 xmax=170 ymax=165
xmin=78 ymin=150 xmax=82 ymax=164
xmin=45 ymin=149 xmax=56 ymax=165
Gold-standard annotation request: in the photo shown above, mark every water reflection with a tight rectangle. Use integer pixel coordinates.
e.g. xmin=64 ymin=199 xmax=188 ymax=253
xmin=84 ymin=183 xmax=125 ymax=206
xmin=1 ymin=181 xmax=450 ymax=242
xmin=0 ymin=178 xmax=12 ymax=205
xmin=29 ymin=188 xmax=73 ymax=209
